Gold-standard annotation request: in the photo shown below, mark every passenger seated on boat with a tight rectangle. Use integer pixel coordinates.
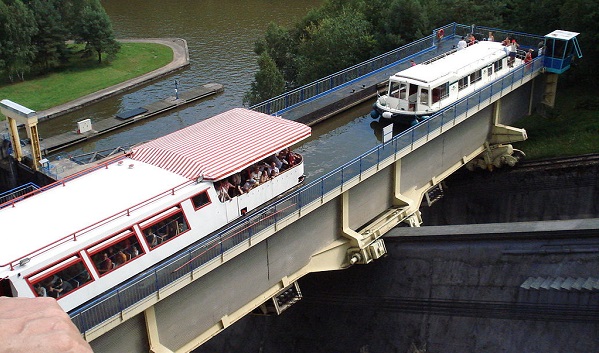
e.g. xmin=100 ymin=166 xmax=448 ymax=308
xmin=98 ymin=253 xmax=114 ymax=274
xmin=269 ymin=162 xmax=279 ymax=178
xmin=278 ymin=149 xmax=290 ymax=171
xmin=270 ymin=154 xmax=283 ymax=170
xmin=48 ymin=277 xmax=73 ymax=298
xmin=217 ymin=181 xmax=232 ymax=202
xmin=248 ymin=166 xmax=260 ymax=183
xmin=34 ymin=284 xmax=47 ymax=297
xmin=259 ymin=170 xmax=270 ymax=184
xmin=241 ymin=179 xmax=254 ymax=193
xmin=229 ymin=175 xmax=244 ymax=196
xmin=287 ymin=151 xmax=299 ymax=168
xmin=146 ymin=230 xmax=158 ymax=247
xmin=221 ymin=179 xmax=234 ymax=197
xmin=130 ymin=245 xmax=139 ymax=258
xmin=156 ymin=222 xmax=168 ymax=239
xmin=114 ymin=250 xmax=128 ymax=267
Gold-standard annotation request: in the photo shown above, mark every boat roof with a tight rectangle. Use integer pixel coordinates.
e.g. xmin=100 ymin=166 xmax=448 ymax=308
xmin=545 ymin=30 xmax=579 ymax=41
xmin=0 ymin=157 xmax=189 ymax=267
xmin=130 ymin=108 xmax=311 ymax=180
xmin=392 ymin=41 xmax=506 ymax=85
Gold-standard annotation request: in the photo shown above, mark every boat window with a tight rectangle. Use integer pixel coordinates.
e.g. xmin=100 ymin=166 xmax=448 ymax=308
xmin=28 ymin=256 xmax=92 ymax=298
xmin=388 ymin=81 xmax=401 ymax=98
xmin=419 ymin=88 xmax=429 ymax=105
xmin=486 ymin=66 xmax=493 ymax=77
xmin=458 ymin=76 xmax=469 ymax=91
xmin=494 ymin=59 xmax=503 ymax=73
xmin=432 ymin=83 xmax=448 ymax=103
xmin=470 ymin=70 xmax=482 ymax=84
xmin=397 ymin=83 xmax=406 ymax=99
xmin=88 ymin=230 xmax=145 ymax=277
xmin=139 ymin=207 xmax=180 ymax=228
xmin=140 ymin=208 xmax=190 ymax=250
xmin=408 ymin=84 xmax=418 ymax=98
xmin=191 ymin=190 xmax=211 ymax=210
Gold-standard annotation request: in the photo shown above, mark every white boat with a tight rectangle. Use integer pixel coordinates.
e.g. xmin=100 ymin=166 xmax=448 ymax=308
xmin=0 ymin=108 xmax=311 ymax=313
xmin=371 ymin=41 xmax=525 ymax=125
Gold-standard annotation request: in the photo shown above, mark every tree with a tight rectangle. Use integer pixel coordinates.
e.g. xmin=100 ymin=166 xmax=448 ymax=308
xmin=374 ymin=0 xmax=429 ymax=51
xmin=424 ymin=0 xmax=506 ymax=30
xmin=74 ymin=2 xmax=120 ymax=64
xmin=557 ymin=0 xmax=599 ymax=85
xmin=255 ymin=23 xmax=298 ymax=85
xmin=243 ymin=52 xmax=286 ymax=106
xmin=0 ymin=0 xmax=37 ymax=81
xmin=296 ymin=8 xmax=376 ymax=84
xmin=28 ymin=0 xmax=68 ymax=71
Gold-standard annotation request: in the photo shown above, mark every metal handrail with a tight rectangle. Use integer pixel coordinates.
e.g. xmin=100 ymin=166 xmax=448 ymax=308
xmin=69 ymin=55 xmax=544 ymax=333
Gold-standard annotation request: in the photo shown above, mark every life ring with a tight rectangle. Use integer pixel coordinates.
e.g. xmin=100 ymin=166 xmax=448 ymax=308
xmin=437 ymin=29 xmax=445 ymax=40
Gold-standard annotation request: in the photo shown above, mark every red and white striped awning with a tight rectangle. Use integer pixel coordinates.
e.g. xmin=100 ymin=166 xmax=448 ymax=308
xmin=130 ymin=108 xmax=311 ymax=180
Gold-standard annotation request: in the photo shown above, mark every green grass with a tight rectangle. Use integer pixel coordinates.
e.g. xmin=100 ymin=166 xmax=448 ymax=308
xmin=0 ymin=42 xmax=173 ymax=112
xmin=514 ymin=83 xmax=599 ymax=160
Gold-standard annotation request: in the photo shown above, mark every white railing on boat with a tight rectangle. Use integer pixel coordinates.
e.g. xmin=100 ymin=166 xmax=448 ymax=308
xmin=70 ymin=56 xmax=545 ymax=334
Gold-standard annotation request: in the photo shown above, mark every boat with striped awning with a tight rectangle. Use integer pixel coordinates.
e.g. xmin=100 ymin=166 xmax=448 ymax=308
xmin=0 ymin=108 xmax=311 ymax=313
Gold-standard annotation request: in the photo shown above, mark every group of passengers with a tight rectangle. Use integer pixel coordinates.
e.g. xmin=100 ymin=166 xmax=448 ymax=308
xmin=34 ymin=275 xmax=74 ymax=298
xmin=216 ymin=148 xmax=301 ymax=202
xmin=457 ymin=33 xmax=479 ymax=50
xmin=33 ymin=266 xmax=91 ymax=298
xmin=94 ymin=241 xmax=141 ymax=275
xmin=144 ymin=217 xmax=186 ymax=248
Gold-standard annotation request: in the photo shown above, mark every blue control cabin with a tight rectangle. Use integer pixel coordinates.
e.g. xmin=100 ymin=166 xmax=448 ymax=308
xmin=543 ymin=30 xmax=582 ymax=74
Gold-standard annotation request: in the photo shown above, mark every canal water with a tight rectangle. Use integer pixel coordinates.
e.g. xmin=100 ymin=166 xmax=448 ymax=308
xmin=35 ymin=0 xmax=392 ymax=181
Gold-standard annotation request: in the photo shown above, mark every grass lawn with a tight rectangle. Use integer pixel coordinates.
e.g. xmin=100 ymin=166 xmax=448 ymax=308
xmin=514 ymin=82 xmax=599 ymax=160
xmin=0 ymin=42 xmax=173 ymax=113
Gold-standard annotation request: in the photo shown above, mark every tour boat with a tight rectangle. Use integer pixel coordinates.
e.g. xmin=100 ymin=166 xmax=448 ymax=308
xmin=0 ymin=108 xmax=311 ymax=313
xmin=371 ymin=41 xmax=525 ymax=125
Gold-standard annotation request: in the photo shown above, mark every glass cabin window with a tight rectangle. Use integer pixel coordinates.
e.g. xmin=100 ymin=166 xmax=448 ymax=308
xmin=494 ymin=59 xmax=503 ymax=73
xmin=88 ymin=230 xmax=145 ymax=277
xmin=191 ymin=190 xmax=211 ymax=210
xmin=389 ymin=81 xmax=401 ymax=98
xmin=419 ymin=88 xmax=429 ymax=105
xmin=458 ymin=77 xmax=469 ymax=91
xmin=470 ymin=70 xmax=482 ymax=84
xmin=432 ymin=83 xmax=448 ymax=103
xmin=29 ymin=256 xmax=92 ymax=298
xmin=396 ymin=83 xmax=408 ymax=99
xmin=140 ymin=208 xmax=190 ymax=250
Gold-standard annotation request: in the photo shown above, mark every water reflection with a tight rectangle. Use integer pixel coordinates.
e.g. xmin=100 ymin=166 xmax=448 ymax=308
xmin=369 ymin=119 xmax=411 ymax=143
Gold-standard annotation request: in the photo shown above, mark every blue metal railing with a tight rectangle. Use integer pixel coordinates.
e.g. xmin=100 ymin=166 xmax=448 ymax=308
xmin=0 ymin=182 xmax=40 ymax=207
xmin=69 ymin=55 xmax=544 ymax=333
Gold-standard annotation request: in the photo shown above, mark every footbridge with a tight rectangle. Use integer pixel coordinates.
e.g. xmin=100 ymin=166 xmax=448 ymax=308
xmin=61 ymin=25 xmax=580 ymax=352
